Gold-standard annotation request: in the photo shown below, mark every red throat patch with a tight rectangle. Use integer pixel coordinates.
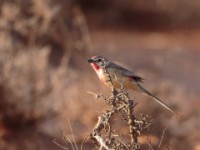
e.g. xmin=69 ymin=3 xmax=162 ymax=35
xmin=91 ymin=63 xmax=99 ymax=70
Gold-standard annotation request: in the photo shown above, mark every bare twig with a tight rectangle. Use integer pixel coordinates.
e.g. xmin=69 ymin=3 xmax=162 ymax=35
xmin=52 ymin=139 xmax=70 ymax=150
xmin=60 ymin=129 xmax=75 ymax=150
xmin=87 ymin=91 xmax=106 ymax=100
xmin=158 ymin=116 xmax=175 ymax=150
xmin=81 ymin=134 xmax=89 ymax=150
xmin=92 ymin=117 xmax=110 ymax=150
xmin=146 ymin=137 xmax=154 ymax=150
xmin=67 ymin=119 xmax=78 ymax=150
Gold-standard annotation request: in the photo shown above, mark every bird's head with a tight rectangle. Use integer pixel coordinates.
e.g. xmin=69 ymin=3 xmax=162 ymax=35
xmin=88 ymin=56 xmax=109 ymax=71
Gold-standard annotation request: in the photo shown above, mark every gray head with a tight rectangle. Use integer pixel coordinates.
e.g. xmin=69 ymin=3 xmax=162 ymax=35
xmin=88 ymin=56 xmax=109 ymax=69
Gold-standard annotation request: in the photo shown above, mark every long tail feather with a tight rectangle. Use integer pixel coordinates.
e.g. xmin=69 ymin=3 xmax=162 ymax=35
xmin=137 ymin=83 xmax=175 ymax=114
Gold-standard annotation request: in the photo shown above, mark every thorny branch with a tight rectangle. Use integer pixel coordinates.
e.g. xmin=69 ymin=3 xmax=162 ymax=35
xmin=89 ymin=60 xmax=153 ymax=150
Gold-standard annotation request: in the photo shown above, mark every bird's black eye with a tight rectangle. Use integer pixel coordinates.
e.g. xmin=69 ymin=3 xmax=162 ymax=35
xmin=97 ymin=59 xmax=101 ymax=62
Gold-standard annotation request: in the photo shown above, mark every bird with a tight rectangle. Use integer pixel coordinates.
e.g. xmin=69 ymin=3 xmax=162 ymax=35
xmin=88 ymin=55 xmax=175 ymax=114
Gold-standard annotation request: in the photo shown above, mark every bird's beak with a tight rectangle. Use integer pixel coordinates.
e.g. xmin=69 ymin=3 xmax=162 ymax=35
xmin=88 ymin=59 xmax=95 ymax=63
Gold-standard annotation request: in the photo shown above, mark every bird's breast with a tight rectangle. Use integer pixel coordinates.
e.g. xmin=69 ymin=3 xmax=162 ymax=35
xmin=97 ymin=69 xmax=109 ymax=82
xmin=96 ymin=68 xmax=122 ymax=88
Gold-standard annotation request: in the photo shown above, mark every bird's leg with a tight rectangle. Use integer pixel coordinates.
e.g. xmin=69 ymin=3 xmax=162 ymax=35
xmin=112 ymin=87 xmax=118 ymax=97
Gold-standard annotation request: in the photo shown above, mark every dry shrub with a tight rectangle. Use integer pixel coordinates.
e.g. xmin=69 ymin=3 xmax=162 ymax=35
xmin=0 ymin=0 xmax=92 ymax=149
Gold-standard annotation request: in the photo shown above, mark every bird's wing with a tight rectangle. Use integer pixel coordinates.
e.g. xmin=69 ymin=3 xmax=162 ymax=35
xmin=107 ymin=62 xmax=144 ymax=82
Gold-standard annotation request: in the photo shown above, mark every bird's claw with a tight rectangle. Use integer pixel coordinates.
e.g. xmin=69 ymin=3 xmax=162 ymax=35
xmin=112 ymin=88 xmax=118 ymax=97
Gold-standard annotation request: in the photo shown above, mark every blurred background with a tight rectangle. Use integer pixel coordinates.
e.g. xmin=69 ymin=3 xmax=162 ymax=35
xmin=0 ymin=0 xmax=200 ymax=149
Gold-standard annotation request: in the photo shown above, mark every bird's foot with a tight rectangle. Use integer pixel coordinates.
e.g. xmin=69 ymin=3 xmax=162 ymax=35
xmin=112 ymin=88 xmax=118 ymax=97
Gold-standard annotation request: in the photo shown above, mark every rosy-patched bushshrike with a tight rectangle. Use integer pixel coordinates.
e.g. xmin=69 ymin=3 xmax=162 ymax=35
xmin=88 ymin=56 xmax=175 ymax=113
